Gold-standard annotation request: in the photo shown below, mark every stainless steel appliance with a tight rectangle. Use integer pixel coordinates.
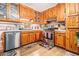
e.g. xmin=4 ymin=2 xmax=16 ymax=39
xmin=5 ymin=31 xmax=20 ymax=51
xmin=15 ymin=32 xmax=20 ymax=48
xmin=39 ymin=30 xmax=54 ymax=49
xmin=5 ymin=32 xmax=15 ymax=51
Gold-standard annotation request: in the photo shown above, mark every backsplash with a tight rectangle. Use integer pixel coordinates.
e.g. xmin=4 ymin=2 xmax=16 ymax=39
xmin=0 ymin=22 xmax=21 ymax=30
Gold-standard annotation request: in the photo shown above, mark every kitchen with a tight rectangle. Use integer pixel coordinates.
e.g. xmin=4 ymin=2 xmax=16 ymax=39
xmin=0 ymin=3 xmax=79 ymax=56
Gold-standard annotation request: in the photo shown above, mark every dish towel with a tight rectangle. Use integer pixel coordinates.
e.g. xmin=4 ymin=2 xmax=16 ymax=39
xmin=48 ymin=32 xmax=52 ymax=40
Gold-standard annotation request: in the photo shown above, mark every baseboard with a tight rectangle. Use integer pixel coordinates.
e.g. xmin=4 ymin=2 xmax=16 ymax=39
xmin=55 ymin=45 xmax=79 ymax=55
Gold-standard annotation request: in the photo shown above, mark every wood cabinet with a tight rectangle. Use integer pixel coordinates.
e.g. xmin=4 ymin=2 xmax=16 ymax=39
xmin=19 ymin=4 xmax=28 ymax=19
xmin=0 ymin=3 xmax=20 ymax=22
xmin=66 ymin=16 xmax=79 ymax=28
xmin=57 ymin=4 xmax=65 ymax=21
xmin=66 ymin=3 xmax=79 ymax=16
xmin=29 ymin=32 xmax=36 ymax=43
xmin=19 ymin=4 xmax=36 ymax=21
xmin=52 ymin=6 xmax=58 ymax=19
xmin=35 ymin=32 xmax=41 ymax=41
xmin=21 ymin=31 xmax=43 ymax=46
xmin=76 ymin=3 xmax=79 ymax=14
xmin=21 ymin=32 xmax=30 ymax=46
xmin=39 ymin=12 xmax=47 ymax=24
xmin=40 ymin=3 xmax=65 ymax=23
xmin=66 ymin=29 xmax=79 ymax=53
xmin=0 ymin=32 xmax=5 ymax=53
xmin=0 ymin=3 xmax=7 ymax=20
xmin=55 ymin=31 xmax=66 ymax=48
xmin=7 ymin=3 xmax=19 ymax=19
xmin=47 ymin=8 xmax=53 ymax=18
xmin=66 ymin=3 xmax=75 ymax=16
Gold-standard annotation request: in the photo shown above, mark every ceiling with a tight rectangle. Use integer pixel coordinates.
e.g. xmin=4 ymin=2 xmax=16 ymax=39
xmin=24 ymin=3 xmax=57 ymax=12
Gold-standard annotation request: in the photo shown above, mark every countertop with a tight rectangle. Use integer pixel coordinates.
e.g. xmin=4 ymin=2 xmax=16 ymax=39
xmin=0 ymin=30 xmax=43 ymax=32
xmin=55 ymin=29 xmax=66 ymax=32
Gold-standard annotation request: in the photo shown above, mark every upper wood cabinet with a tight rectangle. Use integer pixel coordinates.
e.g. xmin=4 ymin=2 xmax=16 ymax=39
xmin=7 ymin=3 xmax=19 ymax=19
xmin=66 ymin=3 xmax=79 ymax=16
xmin=19 ymin=4 xmax=28 ymax=19
xmin=52 ymin=6 xmax=58 ymax=18
xmin=0 ymin=3 xmax=7 ymax=19
xmin=47 ymin=8 xmax=53 ymax=18
xmin=0 ymin=3 xmax=20 ymax=22
xmin=40 ymin=3 xmax=65 ymax=23
xmin=19 ymin=4 xmax=36 ymax=20
xmin=66 ymin=16 xmax=79 ymax=28
xmin=57 ymin=4 xmax=65 ymax=21
xmin=39 ymin=12 xmax=47 ymax=24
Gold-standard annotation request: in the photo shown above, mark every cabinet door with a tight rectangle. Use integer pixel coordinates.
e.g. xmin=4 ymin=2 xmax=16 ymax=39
xmin=66 ymin=29 xmax=79 ymax=53
xmin=0 ymin=3 xmax=7 ymax=19
xmin=66 ymin=16 xmax=79 ymax=28
xmin=76 ymin=3 xmax=79 ymax=14
xmin=48 ymin=8 xmax=53 ymax=18
xmin=60 ymin=4 xmax=65 ymax=21
xmin=0 ymin=33 xmax=5 ymax=52
xmin=57 ymin=4 xmax=65 ymax=21
xmin=29 ymin=33 xmax=35 ymax=43
xmin=35 ymin=32 xmax=40 ymax=41
xmin=55 ymin=32 xmax=65 ymax=48
xmin=57 ymin=4 xmax=61 ymax=21
xmin=69 ymin=3 xmax=76 ymax=15
xmin=58 ymin=34 xmax=65 ymax=48
xmin=55 ymin=33 xmax=60 ymax=46
xmin=20 ymin=5 xmax=25 ymax=19
xmin=21 ymin=33 xmax=29 ymax=46
xmin=7 ymin=3 xmax=19 ymax=19
xmin=66 ymin=3 xmax=76 ymax=16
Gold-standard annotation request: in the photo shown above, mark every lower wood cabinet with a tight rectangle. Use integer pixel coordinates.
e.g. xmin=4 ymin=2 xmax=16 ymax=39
xmin=66 ymin=29 xmax=79 ymax=54
xmin=0 ymin=32 xmax=5 ymax=53
xmin=21 ymin=32 xmax=30 ymax=46
xmin=21 ymin=31 xmax=43 ymax=46
xmin=29 ymin=32 xmax=36 ymax=43
xmin=55 ymin=31 xmax=66 ymax=48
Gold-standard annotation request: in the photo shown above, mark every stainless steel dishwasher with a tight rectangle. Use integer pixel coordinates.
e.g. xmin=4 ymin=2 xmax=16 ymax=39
xmin=5 ymin=31 xmax=20 ymax=51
